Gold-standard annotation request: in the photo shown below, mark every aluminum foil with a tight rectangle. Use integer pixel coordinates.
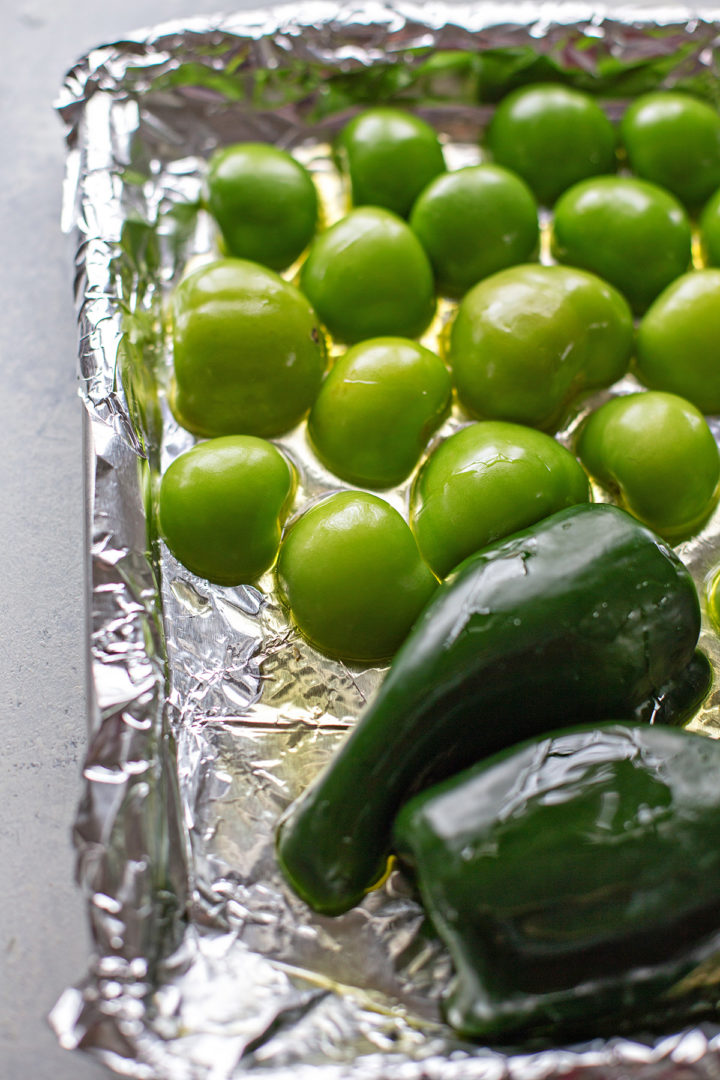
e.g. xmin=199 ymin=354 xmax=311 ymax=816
xmin=52 ymin=4 xmax=720 ymax=1077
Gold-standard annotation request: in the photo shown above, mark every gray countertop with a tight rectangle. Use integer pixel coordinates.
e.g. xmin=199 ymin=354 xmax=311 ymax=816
xmin=2 ymin=2 xmax=717 ymax=1079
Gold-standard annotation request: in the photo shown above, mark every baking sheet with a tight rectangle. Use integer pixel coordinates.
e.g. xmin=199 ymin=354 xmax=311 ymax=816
xmin=52 ymin=5 xmax=720 ymax=1077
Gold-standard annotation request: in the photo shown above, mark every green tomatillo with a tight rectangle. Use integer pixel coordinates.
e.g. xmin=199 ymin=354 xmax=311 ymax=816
xmin=335 ymin=107 xmax=446 ymax=218
xmin=206 ymin=142 xmax=318 ymax=271
xmin=620 ymin=91 xmax=720 ymax=210
xmin=448 ymin=263 xmax=633 ymax=431
xmin=635 ymin=269 xmax=720 ymax=414
xmin=486 ymin=83 xmax=617 ymax=206
xmin=307 ymin=337 xmax=452 ymax=488
xmin=299 ymin=207 xmax=436 ymax=344
xmin=551 ymin=176 xmax=692 ymax=313
xmin=158 ymin=435 xmax=295 ymax=585
xmin=409 ymin=164 xmax=539 ymax=297
xmin=171 ymin=258 xmax=327 ymax=438
xmin=277 ymin=491 xmax=437 ymax=663
xmin=577 ymin=391 xmax=720 ymax=540
xmin=411 ymin=421 xmax=590 ymax=578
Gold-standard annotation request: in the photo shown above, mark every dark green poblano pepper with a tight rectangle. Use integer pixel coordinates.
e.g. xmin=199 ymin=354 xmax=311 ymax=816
xmin=394 ymin=723 xmax=720 ymax=1044
xmin=276 ymin=504 xmax=705 ymax=916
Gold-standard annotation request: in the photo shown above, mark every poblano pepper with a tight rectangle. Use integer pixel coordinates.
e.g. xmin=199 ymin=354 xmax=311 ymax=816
xmin=276 ymin=503 xmax=704 ymax=916
xmin=394 ymin=723 xmax=720 ymax=1044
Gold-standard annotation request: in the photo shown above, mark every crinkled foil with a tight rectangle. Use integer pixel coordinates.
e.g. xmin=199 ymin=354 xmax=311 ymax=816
xmin=52 ymin=4 xmax=720 ymax=1077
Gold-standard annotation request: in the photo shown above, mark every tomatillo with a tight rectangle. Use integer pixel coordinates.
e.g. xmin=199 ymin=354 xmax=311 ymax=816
xmin=277 ymin=492 xmax=437 ymax=662
xmin=171 ymin=258 xmax=327 ymax=438
xmin=411 ymin=421 xmax=590 ymax=578
xmin=551 ymin=176 xmax=692 ymax=313
xmin=448 ymin=264 xmax=633 ymax=431
xmin=409 ymin=164 xmax=539 ymax=297
xmin=576 ymin=391 xmax=720 ymax=540
xmin=620 ymin=91 xmax=720 ymax=210
xmin=158 ymin=435 xmax=295 ymax=585
xmin=299 ymin=207 xmax=436 ymax=344
xmin=486 ymin=83 xmax=617 ymax=206
xmin=635 ymin=270 xmax=720 ymax=414
xmin=307 ymin=338 xmax=452 ymax=488
xmin=206 ymin=142 xmax=318 ymax=271
xmin=336 ymin=106 xmax=446 ymax=218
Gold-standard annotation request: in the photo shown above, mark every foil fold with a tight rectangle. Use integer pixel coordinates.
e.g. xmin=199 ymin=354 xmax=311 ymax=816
xmin=53 ymin=5 xmax=720 ymax=1078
